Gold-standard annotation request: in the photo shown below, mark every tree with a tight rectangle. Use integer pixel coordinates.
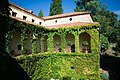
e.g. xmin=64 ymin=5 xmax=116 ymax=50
xmin=0 ymin=1 xmax=31 ymax=80
xmin=74 ymin=0 xmax=95 ymax=12
xmin=74 ymin=0 xmax=118 ymax=53
xmin=49 ymin=0 xmax=63 ymax=16
xmin=112 ymin=20 xmax=120 ymax=53
xmin=0 ymin=0 xmax=10 ymax=53
xmin=100 ymin=34 xmax=109 ymax=53
xmin=38 ymin=9 xmax=43 ymax=17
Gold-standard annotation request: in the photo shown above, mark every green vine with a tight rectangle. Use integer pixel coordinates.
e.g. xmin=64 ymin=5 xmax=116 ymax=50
xmin=7 ymin=17 xmax=100 ymax=79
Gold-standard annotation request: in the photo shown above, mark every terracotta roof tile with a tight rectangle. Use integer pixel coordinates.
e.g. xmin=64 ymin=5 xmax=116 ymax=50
xmin=42 ymin=12 xmax=90 ymax=20
xmin=45 ymin=22 xmax=99 ymax=29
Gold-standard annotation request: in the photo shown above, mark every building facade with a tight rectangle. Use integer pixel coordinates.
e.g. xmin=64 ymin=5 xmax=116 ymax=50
xmin=7 ymin=2 xmax=100 ymax=79
xmin=9 ymin=2 xmax=99 ymax=55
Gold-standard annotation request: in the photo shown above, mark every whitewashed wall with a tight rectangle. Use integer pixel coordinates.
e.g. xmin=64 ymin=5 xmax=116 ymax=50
xmin=44 ymin=14 xmax=93 ymax=27
xmin=10 ymin=6 xmax=44 ymax=25
xmin=10 ymin=4 xmax=93 ymax=27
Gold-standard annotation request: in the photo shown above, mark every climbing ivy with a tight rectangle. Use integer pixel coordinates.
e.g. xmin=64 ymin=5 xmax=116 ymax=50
xmin=16 ymin=53 xmax=100 ymax=80
xmin=7 ymin=17 xmax=100 ymax=79
xmin=7 ymin=17 xmax=100 ymax=54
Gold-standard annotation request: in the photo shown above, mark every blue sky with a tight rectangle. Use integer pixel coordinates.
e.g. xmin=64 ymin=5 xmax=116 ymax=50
xmin=9 ymin=0 xmax=120 ymax=20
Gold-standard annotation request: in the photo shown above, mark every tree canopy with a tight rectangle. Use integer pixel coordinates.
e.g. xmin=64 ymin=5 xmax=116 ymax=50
xmin=49 ymin=0 xmax=63 ymax=16
xmin=74 ymin=0 xmax=120 ymax=55
xmin=0 ymin=0 xmax=10 ymax=53
xmin=38 ymin=9 xmax=44 ymax=17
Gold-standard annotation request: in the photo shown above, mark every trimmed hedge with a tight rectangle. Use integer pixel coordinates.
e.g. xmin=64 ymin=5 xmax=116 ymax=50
xmin=16 ymin=53 xmax=100 ymax=80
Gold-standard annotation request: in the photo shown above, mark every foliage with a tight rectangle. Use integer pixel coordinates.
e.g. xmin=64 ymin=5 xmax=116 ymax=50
xmin=55 ymin=41 xmax=60 ymax=46
xmin=100 ymin=34 xmax=109 ymax=52
xmin=0 ymin=0 xmax=10 ymax=79
xmin=5 ymin=4 xmax=100 ymax=79
xmin=0 ymin=0 xmax=10 ymax=52
xmin=7 ymin=16 xmax=100 ymax=79
xmin=82 ymin=41 xmax=89 ymax=46
xmin=17 ymin=52 xmax=100 ymax=80
xmin=0 ymin=0 xmax=10 ymax=16
xmin=38 ymin=9 xmax=43 ymax=17
xmin=0 ymin=1 xmax=31 ymax=80
xmin=74 ymin=0 xmax=120 ymax=54
xmin=7 ymin=17 xmax=99 ymax=54
xmin=49 ymin=0 xmax=63 ymax=16
xmin=100 ymin=73 xmax=109 ymax=80
xmin=67 ymin=41 xmax=72 ymax=46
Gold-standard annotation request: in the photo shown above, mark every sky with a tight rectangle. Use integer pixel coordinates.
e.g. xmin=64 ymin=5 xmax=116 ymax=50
xmin=9 ymin=0 xmax=120 ymax=20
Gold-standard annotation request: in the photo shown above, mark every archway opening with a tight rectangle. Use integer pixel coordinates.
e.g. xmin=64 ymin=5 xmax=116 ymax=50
xmin=43 ymin=36 xmax=48 ymax=52
xmin=66 ymin=33 xmax=75 ymax=52
xmin=11 ymin=32 xmax=21 ymax=55
xmin=79 ymin=32 xmax=91 ymax=53
xmin=53 ymin=34 xmax=61 ymax=52
xmin=36 ymin=35 xmax=41 ymax=53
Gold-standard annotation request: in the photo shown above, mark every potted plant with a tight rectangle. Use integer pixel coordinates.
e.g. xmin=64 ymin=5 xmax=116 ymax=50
xmin=54 ymin=41 xmax=60 ymax=52
xmin=67 ymin=41 xmax=72 ymax=52
xmin=82 ymin=41 xmax=89 ymax=53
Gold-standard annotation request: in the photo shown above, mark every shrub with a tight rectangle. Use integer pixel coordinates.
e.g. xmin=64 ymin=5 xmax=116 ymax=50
xmin=100 ymin=34 xmax=109 ymax=52
xmin=67 ymin=41 xmax=72 ymax=46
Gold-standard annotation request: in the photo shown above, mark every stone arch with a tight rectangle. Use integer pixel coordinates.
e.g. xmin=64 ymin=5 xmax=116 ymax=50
xmin=79 ymin=32 xmax=91 ymax=53
xmin=66 ymin=33 xmax=75 ymax=52
xmin=43 ymin=35 xmax=48 ymax=52
xmin=53 ymin=34 xmax=61 ymax=52
xmin=11 ymin=31 xmax=21 ymax=55
xmin=25 ymin=34 xmax=32 ymax=54
xmin=36 ymin=35 xmax=41 ymax=53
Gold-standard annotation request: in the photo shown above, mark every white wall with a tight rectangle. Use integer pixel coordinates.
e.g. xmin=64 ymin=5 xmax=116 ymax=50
xmin=10 ymin=6 xmax=44 ymax=26
xmin=44 ymin=14 xmax=93 ymax=27
xmin=10 ymin=4 xmax=93 ymax=28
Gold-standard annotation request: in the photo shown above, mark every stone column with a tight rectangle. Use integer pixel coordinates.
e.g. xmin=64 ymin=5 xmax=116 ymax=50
xmin=40 ymin=35 xmax=44 ymax=53
xmin=36 ymin=35 xmax=40 ymax=53
xmin=26 ymin=34 xmax=32 ymax=54
xmin=47 ymin=33 xmax=54 ymax=52
xmin=61 ymin=33 xmax=66 ymax=53
xmin=32 ymin=34 xmax=37 ymax=54
xmin=11 ymin=32 xmax=22 ymax=55
xmin=74 ymin=33 xmax=79 ymax=53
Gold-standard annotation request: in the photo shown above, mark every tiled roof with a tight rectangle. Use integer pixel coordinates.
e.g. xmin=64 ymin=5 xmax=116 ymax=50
xmin=45 ymin=22 xmax=99 ymax=29
xmin=42 ymin=12 xmax=90 ymax=20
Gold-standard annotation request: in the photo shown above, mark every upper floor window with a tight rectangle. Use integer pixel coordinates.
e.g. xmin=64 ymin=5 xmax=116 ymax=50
xmin=23 ymin=16 xmax=27 ymax=20
xmin=39 ymin=22 xmax=42 ymax=25
xmin=55 ymin=20 xmax=57 ymax=23
xmin=32 ymin=19 xmax=35 ymax=22
xmin=12 ymin=12 xmax=17 ymax=17
xmin=69 ymin=18 xmax=72 ymax=21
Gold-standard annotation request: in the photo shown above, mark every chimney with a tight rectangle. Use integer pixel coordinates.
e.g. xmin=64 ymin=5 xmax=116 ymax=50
xmin=28 ymin=10 xmax=33 ymax=14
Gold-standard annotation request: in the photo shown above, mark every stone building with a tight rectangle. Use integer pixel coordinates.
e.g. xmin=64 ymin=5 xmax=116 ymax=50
xmin=7 ymin=2 xmax=100 ymax=79
xmin=9 ymin=2 xmax=99 ymax=55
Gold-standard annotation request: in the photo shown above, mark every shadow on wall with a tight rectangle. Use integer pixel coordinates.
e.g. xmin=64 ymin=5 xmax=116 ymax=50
xmin=100 ymin=54 xmax=120 ymax=80
xmin=0 ymin=52 xmax=31 ymax=80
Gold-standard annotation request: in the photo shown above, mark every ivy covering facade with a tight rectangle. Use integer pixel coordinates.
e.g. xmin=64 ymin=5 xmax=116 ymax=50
xmin=7 ymin=18 xmax=100 ymax=79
